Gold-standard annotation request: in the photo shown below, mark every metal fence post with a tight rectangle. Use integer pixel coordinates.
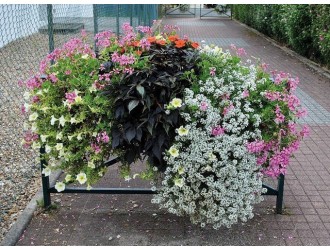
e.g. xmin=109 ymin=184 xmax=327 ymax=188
xmin=130 ymin=4 xmax=133 ymax=26
xmin=46 ymin=4 xmax=54 ymax=55
xmin=40 ymin=147 xmax=51 ymax=208
xmin=93 ymin=4 xmax=99 ymax=55
xmin=276 ymin=174 xmax=285 ymax=214
xmin=116 ymin=4 xmax=120 ymax=36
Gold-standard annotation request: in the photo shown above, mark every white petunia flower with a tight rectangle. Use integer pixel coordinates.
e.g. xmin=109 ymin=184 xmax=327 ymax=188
xmin=86 ymin=184 xmax=92 ymax=191
xmin=56 ymin=132 xmax=63 ymax=140
xmin=168 ymin=146 xmax=179 ymax=158
xmin=29 ymin=112 xmax=38 ymax=121
xmin=23 ymin=92 xmax=30 ymax=100
xmin=55 ymin=182 xmax=65 ymax=192
xmin=59 ymin=116 xmax=66 ymax=127
xmin=81 ymin=54 xmax=89 ymax=59
xmin=89 ymin=86 xmax=97 ymax=93
xmin=55 ymin=143 xmax=63 ymax=151
xmin=70 ymin=117 xmax=78 ymax=124
xmin=177 ymin=126 xmax=189 ymax=136
xmin=42 ymin=167 xmax=51 ymax=177
xmin=171 ymin=98 xmax=182 ymax=108
xmin=76 ymin=133 xmax=83 ymax=141
xmin=74 ymin=96 xmax=83 ymax=104
xmin=31 ymin=123 xmax=38 ymax=132
xmin=50 ymin=115 xmax=57 ymax=125
xmin=76 ymin=172 xmax=87 ymax=184
xmin=174 ymin=178 xmax=184 ymax=188
xmin=40 ymin=106 xmax=50 ymax=113
xmin=31 ymin=142 xmax=41 ymax=150
xmin=65 ymin=174 xmax=72 ymax=182
xmin=40 ymin=135 xmax=48 ymax=143
xmin=45 ymin=144 xmax=52 ymax=153
xmin=87 ymin=161 xmax=95 ymax=169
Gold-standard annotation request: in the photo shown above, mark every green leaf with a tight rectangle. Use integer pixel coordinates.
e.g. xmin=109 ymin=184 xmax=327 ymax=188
xmin=136 ymin=84 xmax=145 ymax=97
xmin=128 ymin=100 xmax=139 ymax=113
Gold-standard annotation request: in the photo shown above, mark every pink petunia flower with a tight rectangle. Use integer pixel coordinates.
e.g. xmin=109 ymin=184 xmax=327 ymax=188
xmin=65 ymin=91 xmax=77 ymax=104
xmin=210 ymin=67 xmax=216 ymax=77
xmin=200 ymin=101 xmax=208 ymax=111
xmin=242 ymin=89 xmax=249 ymax=98
xmin=211 ymin=126 xmax=225 ymax=136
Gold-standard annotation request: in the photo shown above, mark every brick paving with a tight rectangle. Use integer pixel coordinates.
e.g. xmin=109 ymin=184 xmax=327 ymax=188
xmin=15 ymin=17 xmax=330 ymax=246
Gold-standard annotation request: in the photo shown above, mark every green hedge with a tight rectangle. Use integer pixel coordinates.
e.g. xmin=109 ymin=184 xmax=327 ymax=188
xmin=232 ymin=4 xmax=330 ymax=68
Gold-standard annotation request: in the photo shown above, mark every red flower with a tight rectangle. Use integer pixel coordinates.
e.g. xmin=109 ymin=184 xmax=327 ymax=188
xmin=191 ymin=42 xmax=199 ymax=49
xmin=147 ymin=36 xmax=156 ymax=43
xmin=175 ymin=40 xmax=186 ymax=48
xmin=168 ymin=35 xmax=179 ymax=42
xmin=156 ymin=39 xmax=166 ymax=46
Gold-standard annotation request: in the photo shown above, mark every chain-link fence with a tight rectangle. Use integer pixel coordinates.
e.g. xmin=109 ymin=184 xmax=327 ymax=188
xmin=0 ymin=4 xmax=159 ymax=241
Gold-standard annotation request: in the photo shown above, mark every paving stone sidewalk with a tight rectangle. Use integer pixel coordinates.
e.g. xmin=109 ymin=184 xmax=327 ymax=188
xmin=15 ymin=17 xmax=330 ymax=246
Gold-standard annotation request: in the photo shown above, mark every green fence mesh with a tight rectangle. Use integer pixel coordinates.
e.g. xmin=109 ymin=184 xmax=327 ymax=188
xmin=0 ymin=4 xmax=158 ymax=241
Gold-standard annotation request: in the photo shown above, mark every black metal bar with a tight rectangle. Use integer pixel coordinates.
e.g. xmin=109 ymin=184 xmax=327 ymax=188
xmin=40 ymin=147 xmax=51 ymax=207
xmin=104 ymin=157 xmax=120 ymax=167
xmin=48 ymin=187 xmax=156 ymax=194
xmin=276 ymin=174 xmax=285 ymax=214
xmin=262 ymin=183 xmax=278 ymax=196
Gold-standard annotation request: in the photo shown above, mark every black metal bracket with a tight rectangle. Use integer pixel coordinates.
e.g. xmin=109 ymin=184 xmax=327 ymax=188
xmin=40 ymin=148 xmax=285 ymax=214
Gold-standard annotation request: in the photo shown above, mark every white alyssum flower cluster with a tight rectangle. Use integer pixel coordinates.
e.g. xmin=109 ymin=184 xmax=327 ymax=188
xmin=153 ymin=49 xmax=267 ymax=229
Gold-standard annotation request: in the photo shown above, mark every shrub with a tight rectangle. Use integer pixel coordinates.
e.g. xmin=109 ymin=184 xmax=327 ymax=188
xmin=233 ymin=4 xmax=330 ymax=68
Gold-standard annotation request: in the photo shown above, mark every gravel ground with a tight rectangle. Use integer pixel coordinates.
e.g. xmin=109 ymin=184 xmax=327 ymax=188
xmin=0 ymin=31 xmax=88 ymax=243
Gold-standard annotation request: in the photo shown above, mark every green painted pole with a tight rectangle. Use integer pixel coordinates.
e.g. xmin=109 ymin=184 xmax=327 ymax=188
xmin=116 ymin=5 xmax=120 ymax=36
xmin=130 ymin=4 xmax=133 ymax=26
xmin=46 ymin=4 xmax=54 ymax=55
xmin=93 ymin=4 xmax=99 ymax=54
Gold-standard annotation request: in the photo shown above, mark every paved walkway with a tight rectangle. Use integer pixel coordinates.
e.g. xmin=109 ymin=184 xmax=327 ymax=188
xmin=16 ymin=17 xmax=330 ymax=246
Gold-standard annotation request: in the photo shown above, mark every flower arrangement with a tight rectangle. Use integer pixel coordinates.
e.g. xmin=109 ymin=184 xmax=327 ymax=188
xmin=21 ymin=22 xmax=308 ymax=228
xmin=152 ymin=44 xmax=308 ymax=228
xmin=21 ymin=34 xmax=113 ymax=190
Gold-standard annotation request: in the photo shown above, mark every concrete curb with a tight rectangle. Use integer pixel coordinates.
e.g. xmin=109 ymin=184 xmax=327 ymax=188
xmin=233 ymin=18 xmax=330 ymax=80
xmin=0 ymin=170 xmax=62 ymax=246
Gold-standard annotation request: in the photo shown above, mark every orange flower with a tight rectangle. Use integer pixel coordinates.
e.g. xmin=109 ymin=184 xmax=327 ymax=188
xmin=156 ymin=39 xmax=166 ymax=46
xmin=191 ymin=42 xmax=199 ymax=49
xmin=175 ymin=40 xmax=186 ymax=48
xmin=168 ymin=35 xmax=179 ymax=42
xmin=147 ymin=36 xmax=156 ymax=43
xmin=132 ymin=40 xmax=140 ymax=47
xmin=136 ymin=50 xmax=142 ymax=56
